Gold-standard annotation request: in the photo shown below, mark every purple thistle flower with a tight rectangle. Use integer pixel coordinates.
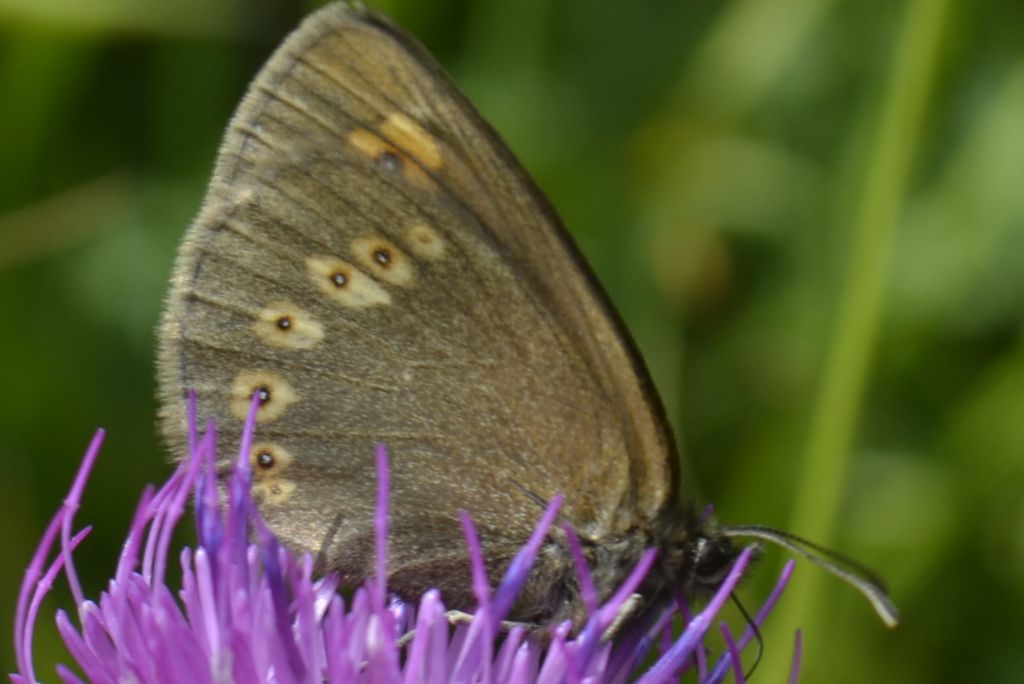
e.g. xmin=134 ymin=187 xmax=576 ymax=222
xmin=11 ymin=396 xmax=800 ymax=683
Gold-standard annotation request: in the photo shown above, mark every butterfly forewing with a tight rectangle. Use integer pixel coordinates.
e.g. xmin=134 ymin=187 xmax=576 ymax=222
xmin=159 ymin=3 xmax=676 ymax=609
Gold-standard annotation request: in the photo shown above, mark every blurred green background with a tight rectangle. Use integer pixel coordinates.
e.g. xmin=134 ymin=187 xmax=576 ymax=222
xmin=2 ymin=0 xmax=1022 ymax=681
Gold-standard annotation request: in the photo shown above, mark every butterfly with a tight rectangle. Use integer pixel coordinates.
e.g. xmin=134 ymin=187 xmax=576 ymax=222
xmin=158 ymin=1 xmax=897 ymax=633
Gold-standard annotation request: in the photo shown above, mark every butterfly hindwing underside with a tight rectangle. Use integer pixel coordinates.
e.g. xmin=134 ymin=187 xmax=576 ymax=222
xmin=159 ymin=2 xmax=678 ymax=621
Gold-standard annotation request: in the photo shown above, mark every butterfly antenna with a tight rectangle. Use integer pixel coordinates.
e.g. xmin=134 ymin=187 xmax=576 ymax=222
xmin=721 ymin=525 xmax=899 ymax=628
xmin=730 ymin=591 xmax=763 ymax=679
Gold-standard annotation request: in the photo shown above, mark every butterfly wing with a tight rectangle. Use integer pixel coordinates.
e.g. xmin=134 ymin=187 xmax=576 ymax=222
xmin=159 ymin=3 xmax=677 ymax=610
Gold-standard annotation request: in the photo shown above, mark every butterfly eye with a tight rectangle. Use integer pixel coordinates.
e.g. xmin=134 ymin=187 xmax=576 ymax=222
xmin=692 ymin=535 xmax=741 ymax=590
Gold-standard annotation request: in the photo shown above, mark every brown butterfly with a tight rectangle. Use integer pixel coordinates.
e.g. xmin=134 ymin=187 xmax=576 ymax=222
xmin=158 ymin=2 xmax=897 ymax=632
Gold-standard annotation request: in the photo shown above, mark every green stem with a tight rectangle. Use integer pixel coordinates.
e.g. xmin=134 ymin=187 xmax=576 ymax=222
xmin=762 ymin=0 xmax=951 ymax=679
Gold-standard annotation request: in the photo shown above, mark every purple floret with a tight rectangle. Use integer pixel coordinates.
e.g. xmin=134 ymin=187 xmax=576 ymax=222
xmin=11 ymin=393 xmax=800 ymax=683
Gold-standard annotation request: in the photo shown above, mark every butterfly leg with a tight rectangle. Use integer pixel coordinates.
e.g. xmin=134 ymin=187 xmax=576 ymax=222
xmin=443 ymin=609 xmax=532 ymax=632
xmin=601 ymin=592 xmax=645 ymax=642
xmin=396 ymin=610 xmax=532 ymax=648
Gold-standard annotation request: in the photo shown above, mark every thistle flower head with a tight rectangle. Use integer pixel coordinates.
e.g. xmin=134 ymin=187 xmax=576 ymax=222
xmin=12 ymin=396 xmax=800 ymax=683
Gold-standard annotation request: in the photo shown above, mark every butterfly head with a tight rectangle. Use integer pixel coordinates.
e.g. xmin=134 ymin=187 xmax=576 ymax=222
xmin=648 ymin=509 xmax=751 ymax=604
xmin=686 ymin=526 xmax=751 ymax=595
